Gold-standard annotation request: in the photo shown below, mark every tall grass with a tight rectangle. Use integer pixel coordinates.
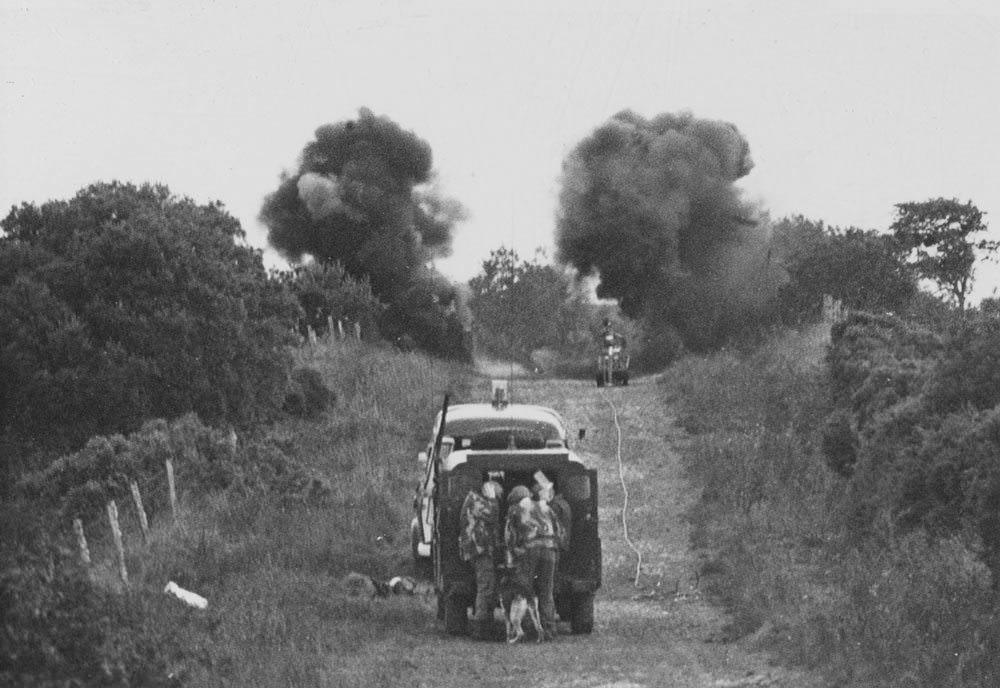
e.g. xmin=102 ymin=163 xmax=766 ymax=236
xmin=663 ymin=324 xmax=1000 ymax=687
xmin=3 ymin=338 xmax=472 ymax=687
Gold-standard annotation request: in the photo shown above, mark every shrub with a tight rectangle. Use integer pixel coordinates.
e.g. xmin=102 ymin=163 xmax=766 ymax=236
xmin=923 ymin=315 xmax=1000 ymax=415
xmin=0 ymin=182 xmax=301 ymax=467
xmin=830 ymin=534 xmax=1000 ymax=686
xmin=274 ymin=261 xmax=384 ymax=341
xmin=16 ymin=413 xmax=329 ymax=526
xmin=821 ymin=408 xmax=856 ymax=477
xmin=283 ymin=367 xmax=336 ymax=418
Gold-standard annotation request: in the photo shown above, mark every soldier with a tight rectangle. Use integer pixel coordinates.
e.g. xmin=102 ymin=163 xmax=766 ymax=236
xmin=505 ymin=484 xmax=563 ymax=640
xmin=459 ymin=479 xmax=505 ymax=641
xmin=599 ymin=318 xmax=627 ymax=349
xmin=532 ymin=471 xmax=572 ymax=556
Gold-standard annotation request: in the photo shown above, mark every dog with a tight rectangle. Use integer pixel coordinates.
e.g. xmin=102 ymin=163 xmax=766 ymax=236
xmin=498 ymin=566 xmax=544 ymax=644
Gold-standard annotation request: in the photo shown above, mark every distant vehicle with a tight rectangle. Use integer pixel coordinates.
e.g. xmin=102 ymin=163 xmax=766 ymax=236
xmin=596 ymin=341 xmax=629 ymax=387
xmin=411 ymin=394 xmax=601 ymax=635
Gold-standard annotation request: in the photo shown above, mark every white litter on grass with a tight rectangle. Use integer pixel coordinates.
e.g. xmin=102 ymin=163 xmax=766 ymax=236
xmin=164 ymin=581 xmax=208 ymax=609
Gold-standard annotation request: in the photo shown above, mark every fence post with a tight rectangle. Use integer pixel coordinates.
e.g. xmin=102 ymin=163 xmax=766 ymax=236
xmin=337 ymin=319 xmax=345 ymax=339
xmin=107 ymin=500 xmax=128 ymax=585
xmin=307 ymin=326 xmax=317 ymax=346
xmin=166 ymin=459 xmax=178 ymax=522
xmin=354 ymin=321 xmax=361 ymax=340
xmin=73 ymin=518 xmax=91 ymax=568
xmin=327 ymin=315 xmax=335 ymax=340
xmin=129 ymin=480 xmax=150 ymax=542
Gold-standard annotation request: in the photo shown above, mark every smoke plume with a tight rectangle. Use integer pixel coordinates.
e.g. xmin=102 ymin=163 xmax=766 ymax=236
xmin=556 ymin=110 xmax=783 ymax=351
xmin=261 ymin=108 xmax=469 ymax=358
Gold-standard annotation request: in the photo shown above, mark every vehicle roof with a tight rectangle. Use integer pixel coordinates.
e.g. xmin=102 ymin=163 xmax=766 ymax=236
xmin=442 ymin=403 xmax=565 ymax=426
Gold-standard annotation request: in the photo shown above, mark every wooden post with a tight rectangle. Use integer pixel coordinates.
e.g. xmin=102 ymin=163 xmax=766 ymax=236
xmin=129 ymin=480 xmax=150 ymax=542
xmin=73 ymin=518 xmax=91 ymax=567
xmin=107 ymin=500 xmax=128 ymax=585
xmin=354 ymin=321 xmax=361 ymax=340
xmin=307 ymin=326 xmax=317 ymax=346
xmin=336 ymin=319 xmax=345 ymax=339
xmin=327 ymin=315 xmax=335 ymax=339
xmin=166 ymin=458 xmax=178 ymax=522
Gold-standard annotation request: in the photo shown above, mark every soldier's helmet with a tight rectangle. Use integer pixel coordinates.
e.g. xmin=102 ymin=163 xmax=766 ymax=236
xmin=482 ymin=480 xmax=504 ymax=501
xmin=507 ymin=485 xmax=531 ymax=505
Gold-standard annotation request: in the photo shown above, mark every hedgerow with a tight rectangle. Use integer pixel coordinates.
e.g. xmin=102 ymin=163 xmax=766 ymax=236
xmin=16 ymin=413 xmax=330 ymax=528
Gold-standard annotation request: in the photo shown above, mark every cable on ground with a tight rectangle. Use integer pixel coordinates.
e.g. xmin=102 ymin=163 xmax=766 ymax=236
xmin=603 ymin=391 xmax=642 ymax=587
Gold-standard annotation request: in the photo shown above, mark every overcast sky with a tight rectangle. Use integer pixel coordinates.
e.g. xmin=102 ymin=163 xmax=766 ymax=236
xmin=3 ymin=0 xmax=999 ymax=301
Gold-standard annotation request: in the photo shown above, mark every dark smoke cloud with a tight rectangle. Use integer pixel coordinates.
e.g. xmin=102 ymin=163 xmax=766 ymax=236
xmin=556 ymin=110 xmax=783 ymax=351
xmin=260 ymin=108 xmax=470 ymax=359
xmin=261 ymin=108 xmax=464 ymax=297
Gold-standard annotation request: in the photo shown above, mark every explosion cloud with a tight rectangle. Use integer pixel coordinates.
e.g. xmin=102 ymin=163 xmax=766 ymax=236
xmin=556 ymin=110 xmax=783 ymax=350
xmin=260 ymin=108 xmax=469 ymax=358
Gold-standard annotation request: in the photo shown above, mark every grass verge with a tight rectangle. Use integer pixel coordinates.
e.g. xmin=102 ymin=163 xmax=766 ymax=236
xmin=662 ymin=324 xmax=1000 ymax=687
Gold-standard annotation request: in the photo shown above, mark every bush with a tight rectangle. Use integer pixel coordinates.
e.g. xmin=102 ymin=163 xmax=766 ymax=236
xmin=275 ymin=262 xmax=384 ymax=341
xmin=829 ymin=534 xmax=1000 ymax=686
xmin=16 ymin=414 xmax=330 ymax=526
xmin=664 ymin=321 xmax=1000 ymax=685
xmin=0 ymin=534 xmax=206 ymax=687
xmin=0 ymin=182 xmax=301 ymax=467
xmin=923 ymin=315 xmax=1000 ymax=415
xmin=821 ymin=408 xmax=856 ymax=477
xmin=283 ymin=367 xmax=336 ymax=418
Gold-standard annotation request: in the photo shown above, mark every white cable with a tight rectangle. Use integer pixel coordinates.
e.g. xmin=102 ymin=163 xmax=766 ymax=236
xmin=603 ymin=391 xmax=642 ymax=587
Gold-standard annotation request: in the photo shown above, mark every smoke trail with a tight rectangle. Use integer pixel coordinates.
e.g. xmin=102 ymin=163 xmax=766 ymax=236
xmin=556 ymin=109 xmax=782 ymax=350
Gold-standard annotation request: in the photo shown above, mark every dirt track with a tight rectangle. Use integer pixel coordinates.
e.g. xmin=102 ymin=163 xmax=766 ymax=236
xmin=332 ymin=376 xmax=825 ymax=687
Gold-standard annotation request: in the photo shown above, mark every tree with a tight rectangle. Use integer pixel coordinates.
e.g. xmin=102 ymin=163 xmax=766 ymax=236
xmin=0 ymin=182 xmax=300 ymax=468
xmin=274 ymin=261 xmax=384 ymax=339
xmin=772 ymin=215 xmax=917 ymax=322
xmin=468 ymin=247 xmax=592 ymax=364
xmin=890 ymin=198 xmax=997 ymax=311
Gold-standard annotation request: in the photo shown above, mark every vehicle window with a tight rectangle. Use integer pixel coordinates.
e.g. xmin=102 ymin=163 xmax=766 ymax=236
xmin=444 ymin=417 xmax=563 ymax=450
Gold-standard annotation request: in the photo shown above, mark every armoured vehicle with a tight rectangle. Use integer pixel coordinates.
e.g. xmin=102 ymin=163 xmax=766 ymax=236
xmin=411 ymin=391 xmax=601 ymax=636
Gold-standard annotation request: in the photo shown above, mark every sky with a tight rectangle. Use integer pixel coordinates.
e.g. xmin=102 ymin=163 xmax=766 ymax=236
xmin=3 ymin=0 xmax=999 ymax=302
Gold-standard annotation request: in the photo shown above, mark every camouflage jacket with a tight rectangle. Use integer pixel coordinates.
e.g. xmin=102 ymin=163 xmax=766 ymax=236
xmin=505 ymin=497 xmax=563 ymax=555
xmin=549 ymin=494 xmax=573 ymax=552
xmin=458 ymin=490 xmax=502 ymax=561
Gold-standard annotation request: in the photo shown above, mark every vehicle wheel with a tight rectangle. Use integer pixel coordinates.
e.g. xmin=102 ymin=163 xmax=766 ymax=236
xmin=443 ymin=591 xmax=468 ymax=636
xmin=555 ymin=594 xmax=572 ymax=621
xmin=570 ymin=592 xmax=594 ymax=634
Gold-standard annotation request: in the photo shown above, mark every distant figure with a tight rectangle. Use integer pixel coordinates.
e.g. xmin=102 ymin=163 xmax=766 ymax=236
xmin=599 ymin=318 xmax=626 ymax=349
xmin=459 ymin=479 xmax=505 ymax=641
